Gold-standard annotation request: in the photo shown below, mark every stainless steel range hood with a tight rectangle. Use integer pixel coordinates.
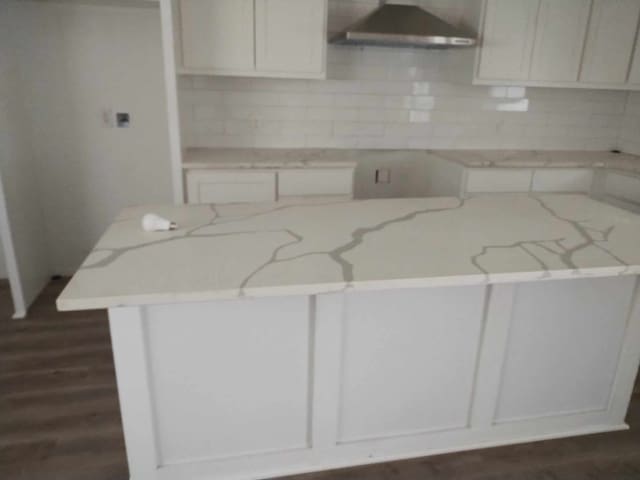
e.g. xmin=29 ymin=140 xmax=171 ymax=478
xmin=330 ymin=3 xmax=477 ymax=49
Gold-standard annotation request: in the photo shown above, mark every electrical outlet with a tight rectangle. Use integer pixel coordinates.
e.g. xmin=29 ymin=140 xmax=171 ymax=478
xmin=375 ymin=168 xmax=391 ymax=184
xmin=116 ymin=112 xmax=130 ymax=128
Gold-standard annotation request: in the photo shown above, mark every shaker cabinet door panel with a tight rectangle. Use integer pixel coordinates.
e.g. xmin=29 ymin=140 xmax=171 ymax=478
xmin=476 ymin=0 xmax=539 ymax=81
xmin=628 ymin=29 xmax=640 ymax=84
xmin=529 ymin=0 xmax=591 ymax=82
xmin=180 ymin=0 xmax=255 ymax=71
xmin=580 ymin=0 xmax=640 ymax=84
xmin=255 ymin=0 xmax=326 ymax=75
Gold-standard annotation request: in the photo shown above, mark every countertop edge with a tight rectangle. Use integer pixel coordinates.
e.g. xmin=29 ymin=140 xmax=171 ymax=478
xmin=56 ymin=265 xmax=639 ymax=311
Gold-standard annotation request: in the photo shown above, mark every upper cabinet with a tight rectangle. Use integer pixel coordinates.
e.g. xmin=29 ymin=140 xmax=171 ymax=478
xmin=529 ymin=0 xmax=591 ymax=82
xmin=476 ymin=0 xmax=539 ymax=81
xmin=580 ymin=0 xmax=640 ymax=83
xmin=475 ymin=0 xmax=640 ymax=90
xmin=180 ymin=0 xmax=255 ymax=71
xmin=176 ymin=0 xmax=327 ymax=79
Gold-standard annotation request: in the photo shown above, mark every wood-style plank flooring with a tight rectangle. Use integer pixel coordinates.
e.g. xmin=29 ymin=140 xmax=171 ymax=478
xmin=1 ymin=279 xmax=640 ymax=480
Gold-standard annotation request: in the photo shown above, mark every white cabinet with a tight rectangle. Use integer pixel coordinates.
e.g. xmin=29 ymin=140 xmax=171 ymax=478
xmin=628 ymin=30 xmax=640 ymax=84
xmin=580 ymin=0 xmax=640 ymax=84
xmin=178 ymin=0 xmax=327 ymax=79
xmin=185 ymin=167 xmax=354 ymax=204
xmin=474 ymin=0 xmax=640 ymax=90
xmin=180 ymin=0 xmax=254 ymax=71
xmin=603 ymin=171 xmax=640 ymax=205
xmin=476 ymin=0 xmax=538 ymax=81
xmin=255 ymin=0 xmax=326 ymax=75
xmin=464 ymin=168 xmax=595 ymax=195
xmin=186 ymin=170 xmax=276 ymax=204
xmin=465 ymin=169 xmax=533 ymax=193
xmin=531 ymin=168 xmax=594 ymax=192
xmin=529 ymin=0 xmax=591 ymax=82
xmin=278 ymin=169 xmax=353 ymax=198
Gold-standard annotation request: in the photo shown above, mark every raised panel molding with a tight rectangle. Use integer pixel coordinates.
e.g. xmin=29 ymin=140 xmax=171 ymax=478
xmin=580 ymin=0 xmax=640 ymax=84
xmin=475 ymin=0 xmax=640 ymax=90
xmin=179 ymin=0 xmax=255 ymax=71
xmin=529 ymin=0 xmax=591 ymax=82
xmin=495 ymin=276 xmax=636 ymax=423
xmin=337 ymin=287 xmax=486 ymax=442
xmin=476 ymin=0 xmax=539 ymax=81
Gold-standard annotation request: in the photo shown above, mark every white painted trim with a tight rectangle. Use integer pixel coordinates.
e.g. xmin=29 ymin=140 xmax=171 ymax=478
xmin=159 ymin=0 xmax=184 ymax=204
xmin=0 ymin=170 xmax=26 ymax=319
xmin=469 ymin=284 xmax=514 ymax=429
xmin=113 ymin=280 xmax=640 ymax=480
xmin=607 ymin=277 xmax=640 ymax=423
xmin=109 ymin=307 xmax=160 ymax=479
xmin=311 ymin=293 xmax=344 ymax=449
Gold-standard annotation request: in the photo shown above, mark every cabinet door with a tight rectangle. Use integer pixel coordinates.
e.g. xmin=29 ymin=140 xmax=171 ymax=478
xmin=531 ymin=168 xmax=594 ymax=192
xmin=278 ymin=168 xmax=354 ymax=198
xmin=529 ymin=0 xmax=591 ymax=82
xmin=580 ymin=0 xmax=640 ymax=84
xmin=255 ymin=0 xmax=326 ymax=76
xmin=180 ymin=0 xmax=255 ymax=71
xmin=628 ymin=30 xmax=640 ymax=84
xmin=476 ymin=0 xmax=539 ymax=81
xmin=604 ymin=171 xmax=640 ymax=204
xmin=465 ymin=169 xmax=534 ymax=193
xmin=186 ymin=170 xmax=276 ymax=204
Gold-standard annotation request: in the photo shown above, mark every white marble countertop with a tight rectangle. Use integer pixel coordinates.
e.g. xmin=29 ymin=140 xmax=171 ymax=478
xmin=57 ymin=194 xmax=640 ymax=311
xmin=182 ymin=148 xmax=640 ymax=176
xmin=182 ymin=148 xmax=358 ymax=169
xmin=428 ymin=150 xmax=640 ymax=175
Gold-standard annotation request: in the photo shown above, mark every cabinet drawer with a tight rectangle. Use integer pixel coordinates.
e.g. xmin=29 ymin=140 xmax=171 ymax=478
xmin=604 ymin=172 xmax=640 ymax=204
xmin=186 ymin=170 xmax=276 ymax=204
xmin=531 ymin=169 xmax=594 ymax=192
xmin=278 ymin=168 xmax=354 ymax=197
xmin=465 ymin=169 xmax=533 ymax=193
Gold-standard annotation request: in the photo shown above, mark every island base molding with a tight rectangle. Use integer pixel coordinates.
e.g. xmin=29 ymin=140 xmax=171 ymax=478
xmin=109 ymin=276 xmax=640 ymax=480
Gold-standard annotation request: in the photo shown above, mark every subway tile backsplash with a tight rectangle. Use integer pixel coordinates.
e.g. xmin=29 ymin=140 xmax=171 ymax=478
xmin=178 ymin=0 xmax=631 ymax=152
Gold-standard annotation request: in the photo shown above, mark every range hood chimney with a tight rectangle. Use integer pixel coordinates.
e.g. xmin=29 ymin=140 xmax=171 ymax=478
xmin=330 ymin=3 xmax=477 ymax=49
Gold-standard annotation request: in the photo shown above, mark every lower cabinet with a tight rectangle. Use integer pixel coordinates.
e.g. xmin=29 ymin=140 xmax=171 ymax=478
xmin=186 ymin=167 xmax=355 ymax=204
xmin=531 ymin=168 xmax=594 ymax=192
xmin=117 ymin=275 xmax=640 ymax=479
xmin=603 ymin=171 xmax=640 ymax=205
xmin=464 ymin=168 xmax=595 ymax=195
xmin=465 ymin=169 xmax=533 ymax=193
xmin=186 ymin=170 xmax=276 ymax=204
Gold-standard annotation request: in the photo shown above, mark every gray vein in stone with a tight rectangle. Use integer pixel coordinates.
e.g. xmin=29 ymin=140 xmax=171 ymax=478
xmin=327 ymin=199 xmax=465 ymax=283
xmin=470 ymin=239 xmax=563 ymax=279
xmin=238 ymin=229 xmax=303 ymax=296
xmin=531 ymin=195 xmax=626 ymax=269
xmin=237 ymin=200 xmax=466 ymax=289
xmin=213 ymin=199 xmax=352 ymax=227
xmin=82 ymin=227 xmax=288 ymax=270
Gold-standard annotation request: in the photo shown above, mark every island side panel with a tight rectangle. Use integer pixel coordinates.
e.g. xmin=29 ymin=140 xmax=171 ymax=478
xmin=495 ymin=276 xmax=636 ymax=424
xmin=109 ymin=307 xmax=160 ymax=480
xmin=335 ymin=286 xmax=487 ymax=443
xmin=109 ymin=276 xmax=640 ymax=480
xmin=143 ymin=296 xmax=312 ymax=466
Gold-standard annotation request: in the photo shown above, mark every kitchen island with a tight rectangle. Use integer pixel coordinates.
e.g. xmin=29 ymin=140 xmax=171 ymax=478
xmin=58 ymin=193 xmax=640 ymax=480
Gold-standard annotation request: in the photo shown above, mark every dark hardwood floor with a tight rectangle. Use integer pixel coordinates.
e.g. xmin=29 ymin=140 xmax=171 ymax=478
xmin=1 ymin=279 xmax=640 ymax=480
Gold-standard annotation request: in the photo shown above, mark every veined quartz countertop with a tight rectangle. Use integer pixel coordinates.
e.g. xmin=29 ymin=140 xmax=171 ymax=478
xmin=429 ymin=150 xmax=640 ymax=174
xmin=58 ymin=194 xmax=640 ymax=311
xmin=182 ymin=148 xmax=640 ymax=176
xmin=182 ymin=148 xmax=358 ymax=169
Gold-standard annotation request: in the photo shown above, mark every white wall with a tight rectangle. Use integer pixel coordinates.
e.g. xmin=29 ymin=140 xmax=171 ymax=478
xmin=0 ymin=1 xmax=51 ymax=316
xmin=10 ymin=1 xmax=173 ymax=275
xmin=619 ymin=93 xmax=640 ymax=155
xmin=179 ymin=0 xmax=626 ymax=152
